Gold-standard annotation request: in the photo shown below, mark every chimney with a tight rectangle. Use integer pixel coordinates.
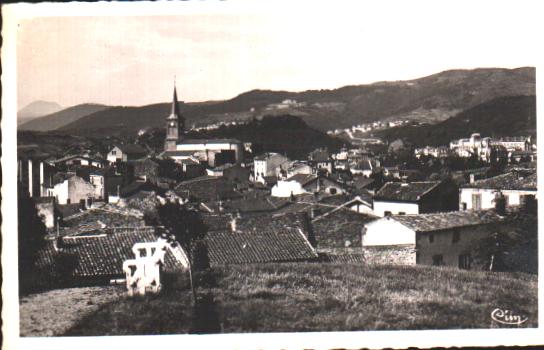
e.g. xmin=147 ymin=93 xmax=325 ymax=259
xmin=469 ymin=173 xmax=475 ymax=183
xmin=230 ymin=215 xmax=237 ymax=232
xmin=494 ymin=192 xmax=506 ymax=216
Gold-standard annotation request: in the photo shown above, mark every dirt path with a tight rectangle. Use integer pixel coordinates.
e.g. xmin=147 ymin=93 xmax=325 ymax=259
xmin=19 ymin=285 xmax=125 ymax=337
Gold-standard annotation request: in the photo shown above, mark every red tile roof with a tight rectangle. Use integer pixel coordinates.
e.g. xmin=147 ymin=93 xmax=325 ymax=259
xmin=35 ymin=228 xmax=186 ymax=279
xmin=375 ymin=181 xmax=441 ymax=202
xmin=175 ymin=176 xmax=243 ymax=201
xmin=390 ymin=210 xmax=505 ymax=232
xmin=205 ymin=227 xmax=318 ymax=265
xmin=461 ymin=170 xmax=537 ymax=191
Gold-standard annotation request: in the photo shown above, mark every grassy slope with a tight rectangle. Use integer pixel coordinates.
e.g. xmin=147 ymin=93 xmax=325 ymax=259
xmin=64 ymin=263 xmax=537 ymax=335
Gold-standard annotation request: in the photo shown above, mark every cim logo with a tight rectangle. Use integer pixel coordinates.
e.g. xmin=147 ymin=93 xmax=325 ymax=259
xmin=491 ymin=308 xmax=528 ymax=325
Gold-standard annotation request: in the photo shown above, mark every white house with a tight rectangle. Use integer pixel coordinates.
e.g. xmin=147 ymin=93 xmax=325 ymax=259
xmin=460 ymin=169 xmax=537 ymax=210
xmin=372 ymin=181 xmax=459 ymax=217
xmin=271 ymin=180 xmax=306 ymax=198
xmin=350 ymin=159 xmax=374 ymax=177
xmin=362 ymin=210 xmax=508 ymax=268
xmin=253 ymin=153 xmax=290 ymax=183
xmin=107 ymin=144 xmax=147 ymax=163
xmin=285 ymin=162 xmax=313 ymax=178
xmin=46 ymin=175 xmax=96 ymax=205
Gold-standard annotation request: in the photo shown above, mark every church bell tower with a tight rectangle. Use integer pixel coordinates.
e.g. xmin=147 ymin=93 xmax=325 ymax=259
xmin=165 ymin=84 xmax=185 ymax=152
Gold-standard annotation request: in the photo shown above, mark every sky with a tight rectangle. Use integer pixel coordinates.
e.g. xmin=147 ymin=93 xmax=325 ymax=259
xmin=14 ymin=0 xmax=542 ymax=110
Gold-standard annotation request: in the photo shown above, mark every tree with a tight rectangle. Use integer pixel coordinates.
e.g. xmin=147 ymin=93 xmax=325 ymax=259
xmin=18 ymin=189 xmax=48 ymax=294
xmin=156 ymin=201 xmax=208 ymax=304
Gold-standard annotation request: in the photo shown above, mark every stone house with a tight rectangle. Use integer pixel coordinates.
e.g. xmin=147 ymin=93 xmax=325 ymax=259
xmin=372 ymin=180 xmax=458 ymax=217
xmin=45 ymin=175 xmax=97 ymax=206
xmin=460 ymin=169 xmax=537 ymax=210
xmin=362 ymin=210 xmax=507 ymax=268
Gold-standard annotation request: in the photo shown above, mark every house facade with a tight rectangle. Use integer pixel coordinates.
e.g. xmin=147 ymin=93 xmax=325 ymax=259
xmin=253 ymin=152 xmax=290 ymax=182
xmin=460 ymin=170 xmax=537 ymax=210
xmin=46 ymin=175 xmax=97 ymax=205
xmin=373 ymin=180 xmax=459 ymax=217
xmin=308 ymin=148 xmax=333 ymax=174
xmin=107 ymin=144 xmax=147 ymax=163
xmin=362 ymin=210 xmax=507 ymax=268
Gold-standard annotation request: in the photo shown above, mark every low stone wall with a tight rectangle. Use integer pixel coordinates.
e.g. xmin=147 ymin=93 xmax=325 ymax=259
xmin=362 ymin=244 xmax=416 ymax=265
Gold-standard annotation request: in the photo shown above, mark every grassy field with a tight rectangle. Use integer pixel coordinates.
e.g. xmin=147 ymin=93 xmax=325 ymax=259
xmin=61 ymin=263 xmax=537 ymax=336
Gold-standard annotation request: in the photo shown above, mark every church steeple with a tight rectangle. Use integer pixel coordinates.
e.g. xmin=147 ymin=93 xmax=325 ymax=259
xmin=170 ymin=84 xmax=181 ymax=117
xmin=165 ymin=80 xmax=185 ymax=152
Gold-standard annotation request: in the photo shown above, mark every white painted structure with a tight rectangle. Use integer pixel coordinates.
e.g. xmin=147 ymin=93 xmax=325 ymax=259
xmin=372 ymin=200 xmax=420 ymax=217
xmin=174 ymin=139 xmax=244 ymax=166
xmin=254 ymin=153 xmax=290 ymax=182
xmin=347 ymin=196 xmax=374 ymax=215
xmin=271 ymin=180 xmax=306 ymax=197
xmin=46 ymin=175 xmax=96 ymax=205
xmin=362 ymin=217 xmax=416 ymax=246
xmin=285 ymin=162 xmax=313 ymax=178
xmin=123 ymin=239 xmax=189 ymax=297
xmin=460 ymin=188 xmax=537 ymax=210
xmin=123 ymin=240 xmax=167 ymax=297
xmin=89 ymin=173 xmax=105 ymax=200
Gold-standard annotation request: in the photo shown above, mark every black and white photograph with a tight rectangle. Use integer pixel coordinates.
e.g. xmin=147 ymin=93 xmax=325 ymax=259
xmin=2 ymin=1 xmax=543 ymax=349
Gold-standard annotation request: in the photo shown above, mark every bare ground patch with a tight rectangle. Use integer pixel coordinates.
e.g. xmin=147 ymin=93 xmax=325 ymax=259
xmin=19 ymin=285 xmax=125 ymax=336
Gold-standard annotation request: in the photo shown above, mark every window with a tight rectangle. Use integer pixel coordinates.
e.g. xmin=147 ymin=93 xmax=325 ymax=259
xmin=452 ymin=230 xmax=461 ymax=244
xmin=472 ymin=193 xmax=482 ymax=210
xmin=329 ymin=188 xmax=337 ymax=195
xmin=504 ymin=194 xmax=509 ymax=206
xmin=384 ymin=211 xmax=392 ymax=217
xmin=429 ymin=234 xmax=434 ymax=243
xmin=432 ymin=254 xmax=443 ymax=266
xmin=398 ymin=212 xmax=406 ymax=215
xmin=458 ymin=254 xmax=471 ymax=270
xmin=461 ymin=202 xmax=467 ymax=210
xmin=112 ymin=150 xmax=117 ymax=156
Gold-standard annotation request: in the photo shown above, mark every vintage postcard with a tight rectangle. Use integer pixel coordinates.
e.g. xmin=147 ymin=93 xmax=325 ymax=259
xmin=2 ymin=1 xmax=544 ymax=349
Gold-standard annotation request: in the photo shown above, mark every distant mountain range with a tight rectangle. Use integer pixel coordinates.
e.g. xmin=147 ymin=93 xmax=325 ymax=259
xmin=19 ymin=67 xmax=535 ymax=138
xmin=18 ymin=100 xmax=63 ymax=125
xmin=374 ymin=95 xmax=536 ymax=147
xmin=18 ymin=104 xmax=110 ymax=131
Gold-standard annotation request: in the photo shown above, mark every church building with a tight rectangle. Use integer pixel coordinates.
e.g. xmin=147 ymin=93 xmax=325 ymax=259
xmin=162 ymin=86 xmax=244 ymax=167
